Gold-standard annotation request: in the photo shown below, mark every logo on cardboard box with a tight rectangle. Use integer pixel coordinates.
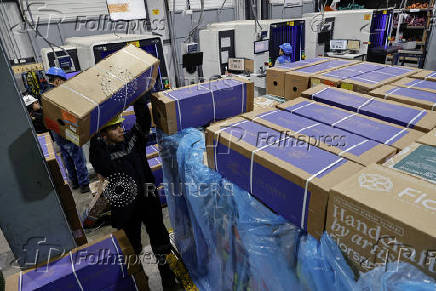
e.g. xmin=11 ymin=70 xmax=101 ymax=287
xmin=359 ymin=173 xmax=393 ymax=192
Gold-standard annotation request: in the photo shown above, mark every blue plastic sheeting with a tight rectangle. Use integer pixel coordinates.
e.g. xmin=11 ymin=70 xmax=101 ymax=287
xmin=159 ymin=129 xmax=302 ymax=290
xmin=159 ymin=129 xmax=436 ymax=291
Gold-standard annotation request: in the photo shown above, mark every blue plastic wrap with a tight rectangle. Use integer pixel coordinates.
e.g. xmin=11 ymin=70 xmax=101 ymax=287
xmin=159 ymin=129 xmax=436 ymax=291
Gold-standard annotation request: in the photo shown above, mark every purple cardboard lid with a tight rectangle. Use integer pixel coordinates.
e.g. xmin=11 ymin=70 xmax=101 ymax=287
xmin=37 ymin=134 xmax=50 ymax=158
xmin=378 ymin=66 xmax=414 ymax=76
xmin=406 ymin=79 xmax=436 ymax=91
xmin=297 ymin=59 xmax=351 ymax=74
xmin=347 ymin=71 xmax=391 ymax=84
xmin=322 ymin=63 xmax=384 ymax=80
xmin=148 ymin=157 xmax=162 ymax=168
xmin=282 ymin=101 xmax=410 ymax=145
xmin=253 ymin=109 xmax=380 ymax=157
xmin=275 ymin=57 xmax=327 ymax=69
xmin=311 ymin=87 xmax=426 ymax=127
xmin=222 ymin=121 xmax=346 ymax=177
xmin=146 ymin=144 xmax=159 ymax=155
xmin=387 ymin=87 xmax=436 ymax=103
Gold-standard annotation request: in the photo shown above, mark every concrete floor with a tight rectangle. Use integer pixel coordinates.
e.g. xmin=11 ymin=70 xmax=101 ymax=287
xmin=0 ymin=182 xmax=177 ymax=291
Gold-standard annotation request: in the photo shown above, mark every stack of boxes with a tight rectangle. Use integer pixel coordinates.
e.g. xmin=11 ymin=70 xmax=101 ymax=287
xmin=151 ymin=58 xmax=436 ymax=280
xmin=37 ymin=133 xmax=87 ymax=246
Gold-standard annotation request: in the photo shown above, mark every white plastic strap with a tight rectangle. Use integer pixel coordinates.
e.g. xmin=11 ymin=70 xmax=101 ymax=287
xmin=425 ymin=71 xmax=436 ymax=80
xmin=385 ymin=128 xmax=408 ymax=145
xmin=250 ymin=135 xmax=290 ymax=193
xmin=357 ymin=97 xmax=375 ymax=113
xmin=214 ymin=120 xmax=249 ymax=172
xmin=311 ymin=88 xmax=328 ymax=99
xmin=331 ymin=112 xmax=359 ymax=127
xmin=407 ymin=80 xmax=425 ymax=88
xmin=295 ymin=123 xmax=321 ymax=134
xmin=301 ymin=157 xmax=344 ymax=229
xmin=384 ymin=87 xmax=401 ymax=99
xmin=253 ymin=110 xmax=279 ymax=121
xmin=352 ymin=76 xmax=378 ymax=84
xmin=111 ymin=234 xmax=126 ymax=278
xmin=407 ymin=110 xmax=426 ymax=128
xmin=165 ymin=91 xmax=183 ymax=130
xmin=199 ymin=84 xmax=216 ymax=122
xmin=290 ymin=101 xmax=316 ymax=114
xmin=70 ymin=251 xmax=84 ymax=291
xmin=19 ymin=271 xmax=22 ymax=291
xmin=338 ymin=139 xmax=369 ymax=156
xmin=61 ymin=84 xmax=101 ymax=130
xmin=241 ymin=82 xmax=245 ymax=114
xmin=376 ymin=70 xmax=393 ymax=76
xmin=131 ymin=275 xmax=139 ymax=291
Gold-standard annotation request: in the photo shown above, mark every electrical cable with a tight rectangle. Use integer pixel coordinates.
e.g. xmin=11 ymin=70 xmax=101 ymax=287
xmin=250 ymin=0 xmax=263 ymax=32
xmin=164 ymin=0 xmax=181 ymax=86
xmin=184 ymin=0 xmax=204 ymax=43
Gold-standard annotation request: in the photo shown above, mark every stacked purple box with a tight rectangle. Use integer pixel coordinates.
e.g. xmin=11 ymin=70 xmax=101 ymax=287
xmin=321 ymin=63 xmax=384 ymax=80
xmin=347 ymin=66 xmax=415 ymax=85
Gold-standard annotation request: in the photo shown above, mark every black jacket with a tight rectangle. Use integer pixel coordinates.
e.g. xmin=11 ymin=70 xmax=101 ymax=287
xmin=31 ymin=109 xmax=48 ymax=134
xmin=89 ymin=95 xmax=155 ymax=228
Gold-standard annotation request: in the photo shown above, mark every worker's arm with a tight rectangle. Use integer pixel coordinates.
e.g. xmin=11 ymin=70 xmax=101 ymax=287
xmin=89 ymin=135 xmax=112 ymax=178
xmin=131 ymin=93 xmax=152 ymax=142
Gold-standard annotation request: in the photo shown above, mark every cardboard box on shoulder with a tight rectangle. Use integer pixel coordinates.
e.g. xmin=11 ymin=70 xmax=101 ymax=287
xmin=43 ymin=45 xmax=159 ymax=146
xmin=242 ymin=107 xmax=396 ymax=167
xmin=392 ymin=77 xmax=436 ymax=94
xmin=151 ymin=77 xmax=254 ymax=135
xmin=370 ymin=85 xmax=436 ymax=111
xmin=206 ymin=117 xmax=363 ymax=239
xmin=384 ymin=142 xmax=436 ymax=184
xmin=302 ymin=84 xmax=436 ymax=132
xmin=284 ymin=59 xmax=359 ymax=100
xmin=412 ymin=70 xmax=436 ymax=82
xmin=37 ymin=133 xmax=87 ymax=246
xmin=277 ymin=98 xmax=424 ymax=151
xmin=5 ymin=230 xmax=150 ymax=291
xmin=340 ymin=66 xmax=418 ymax=94
xmin=311 ymin=62 xmax=385 ymax=88
xmin=266 ymin=57 xmax=329 ymax=97
xmin=417 ymin=129 xmax=436 ymax=146
xmin=326 ymin=164 xmax=436 ymax=279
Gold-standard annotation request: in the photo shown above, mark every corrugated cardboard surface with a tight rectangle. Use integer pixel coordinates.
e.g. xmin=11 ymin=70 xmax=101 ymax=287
xmin=278 ymin=97 xmax=424 ymax=151
xmin=37 ymin=133 xmax=87 ymax=246
xmin=417 ymin=129 xmax=436 ymax=146
xmin=6 ymin=230 xmax=149 ymax=291
xmin=242 ymin=107 xmax=396 ymax=167
xmin=151 ymin=77 xmax=254 ymax=135
xmin=370 ymin=85 xmax=436 ymax=111
xmin=392 ymin=77 xmax=436 ymax=94
xmin=266 ymin=58 xmax=329 ymax=97
xmin=326 ymin=164 xmax=436 ymax=278
xmin=284 ymin=59 xmax=359 ymax=100
xmin=206 ymin=117 xmax=363 ymax=239
xmin=412 ymin=70 xmax=436 ymax=82
xmin=384 ymin=142 xmax=436 ymax=184
xmin=302 ymin=84 xmax=436 ymax=133
xmin=43 ymin=45 xmax=159 ymax=146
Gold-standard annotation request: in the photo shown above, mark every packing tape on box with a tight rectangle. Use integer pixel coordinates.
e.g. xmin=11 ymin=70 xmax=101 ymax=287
xmin=61 ymin=84 xmax=102 ymax=131
xmin=384 ymin=87 xmax=402 ymax=99
xmin=425 ymin=71 xmax=436 ymax=80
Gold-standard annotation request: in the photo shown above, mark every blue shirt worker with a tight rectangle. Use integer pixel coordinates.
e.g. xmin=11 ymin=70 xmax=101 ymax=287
xmin=277 ymin=43 xmax=293 ymax=64
xmin=46 ymin=67 xmax=90 ymax=193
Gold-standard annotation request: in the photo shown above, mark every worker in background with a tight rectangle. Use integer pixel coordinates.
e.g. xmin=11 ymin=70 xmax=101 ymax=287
xmin=23 ymin=94 xmax=48 ymax=134
xmin=277 ymin=43 xmax=293 ymax=64
xmin=89 ymin=93 xmax=179 ymax=290
xmin=46 ymin=67 xmax=90 ymax=194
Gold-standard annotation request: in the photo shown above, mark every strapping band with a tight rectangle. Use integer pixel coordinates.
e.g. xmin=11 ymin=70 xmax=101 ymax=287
xmin=199 ymin=84 xmax=216 ymax=122
xmin=70 ymin=251 xmax=84 ymax=291
xmin=407 ymin=110 xmax=426 ymax=128
xmin=425 ymin=71 xmax=436 ymax=80
xmin=295 ymin=123 xmax=321 ymax=134
xmin=164 ymin=90 xmax=183 ymax=130
xmin=311 ymin=88 xmax=328 ymax=100
xmin=332 ymin=112 xmax=359 ymax=127
xmin=385 ymin=128 xmax=408 ymax=145
xmin=301 ymin=157 xmax=344 ymax=228
xmin=352 ymin=76 xmax=378 ymax=84
xmin=338 ymin=139 xmax=369 ymax=156
xmin=61 ymin=84 xmax=101 ymax=131
xmin=407 ymin=80 xmax=425 ymax=88
xmin=290 ymin=101 xmax=316 ymax=114
xmin=384 ymin=87 xmax=401 ymax=99
xmin=357 ymin=97 xmax=375 ymax=113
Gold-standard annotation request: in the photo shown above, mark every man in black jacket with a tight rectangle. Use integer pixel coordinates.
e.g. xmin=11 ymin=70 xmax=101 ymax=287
xmin=23 ymin=94 xmax=48 ymax=134
xmin=89 ymin=94 xmax=178 ymax=289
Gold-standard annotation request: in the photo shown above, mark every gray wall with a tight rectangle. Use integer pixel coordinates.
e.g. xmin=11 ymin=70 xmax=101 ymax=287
xmin=269 ymin=2 xmax=314 ymax=19
xmin=0 ymin=40 xmax=76 ymax=268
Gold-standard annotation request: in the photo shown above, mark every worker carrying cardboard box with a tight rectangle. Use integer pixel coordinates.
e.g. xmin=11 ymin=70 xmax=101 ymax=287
xmin=89 ymin=93 xmax=179 ymax=290
xmin=46 ymin=67 xmax=90 ymax=193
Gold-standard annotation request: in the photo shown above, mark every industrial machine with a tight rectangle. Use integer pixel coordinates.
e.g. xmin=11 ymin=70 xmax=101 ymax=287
xmin=329 ymin=39 xmax=361 ymax=54
xmin=200 ymin=19 xmax=306 ymax=80
xmin=41 ymin=46 xmax=80 ymax=73
xmin=303 ymin=9 xmax=375 ymax=58
xmin=63 ymin=34 xmax=170 ymax=92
